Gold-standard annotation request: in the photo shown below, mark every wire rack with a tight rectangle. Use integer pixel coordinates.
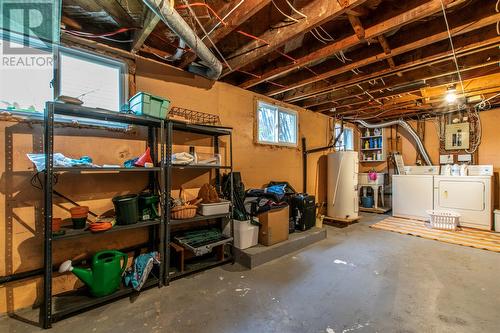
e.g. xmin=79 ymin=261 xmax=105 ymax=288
xmin=169 ymin=106 xmax=220 ymax=125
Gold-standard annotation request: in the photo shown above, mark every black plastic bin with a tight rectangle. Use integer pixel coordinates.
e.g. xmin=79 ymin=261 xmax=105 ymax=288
xmin=112 ymin=194 xmax=139 ymax=225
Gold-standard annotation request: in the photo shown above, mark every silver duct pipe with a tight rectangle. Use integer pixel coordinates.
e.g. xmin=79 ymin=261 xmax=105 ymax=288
xmin=142 ymin=0 xmax=223 ymax=80
xmin=355 ymin=119 xmax=432 ymax=166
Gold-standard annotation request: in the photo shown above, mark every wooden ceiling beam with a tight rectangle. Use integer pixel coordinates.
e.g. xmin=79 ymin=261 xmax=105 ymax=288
xmin=240 ymin=0 xmax=460 ymax=90
xmin=309 ymin=47 xmax=500 ymax=111
xmin=179 ymin=0 xmax=272 ymax=68
xmin=279 ymin=10 xmax=500 ymax=102
xmin=315 ymin=59 xmax=500 ymax=114
xmin=131 ymin=8 xmax=160 ymax=53
xmin=347 ymin=14 xmax=365 ymax=40
xmin=221 ymin=0 xmax=369 ymax=78
xmin=377 ymin=35 xmax=401 ymax=75
xmin=95 ymin=0 xmax=137 ymax=28
xmin=298 ymin=34 xmax=500 ymax=108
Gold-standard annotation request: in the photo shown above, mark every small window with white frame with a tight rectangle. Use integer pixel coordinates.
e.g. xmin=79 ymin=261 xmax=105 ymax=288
xmin=57 ymin=48 xmax=127 ymax=112
xmin=334 ymin=124 xmax=354 ymax=151
xmin=0 ymin=30 xmax=127 ymax=118
xmin=256 ymin=100 xmax=298 ymax=147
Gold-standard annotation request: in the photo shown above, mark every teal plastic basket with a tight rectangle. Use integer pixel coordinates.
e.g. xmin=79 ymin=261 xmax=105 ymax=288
xmin=129 ymin=92 xmax=170 ymax=119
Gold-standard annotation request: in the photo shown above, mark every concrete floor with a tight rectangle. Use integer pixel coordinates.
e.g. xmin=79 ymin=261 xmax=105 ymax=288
xmin=2 ymin=213 xmax=500 ymax=333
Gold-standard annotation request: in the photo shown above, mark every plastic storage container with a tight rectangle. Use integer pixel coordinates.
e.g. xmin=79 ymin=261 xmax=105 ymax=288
xmin=198 ymin=199 xmax=230 ymax=216
xmin=426 ymin=210 xmax=460 ymax=231
xmin=129 ymin=92 xmax=170 ymax=119
xmin=223 ymin=219 xmax=259 ymax=249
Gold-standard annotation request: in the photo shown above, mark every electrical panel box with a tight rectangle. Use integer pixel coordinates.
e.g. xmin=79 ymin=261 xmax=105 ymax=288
xmin=445 ymin=123 xmax=470 ymax=150
xmin=440 ymin=154 xmax=454 ymax=164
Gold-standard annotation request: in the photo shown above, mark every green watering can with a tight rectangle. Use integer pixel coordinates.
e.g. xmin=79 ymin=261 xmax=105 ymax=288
xmin=59 ymin=250 xmax=128 ymax=297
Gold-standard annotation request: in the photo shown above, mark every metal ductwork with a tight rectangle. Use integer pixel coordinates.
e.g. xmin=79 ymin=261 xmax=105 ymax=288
xmin=355 ymin=120 xmax=432 ymax=166
xmin=142 ymin=0 xmax=223 ymax=80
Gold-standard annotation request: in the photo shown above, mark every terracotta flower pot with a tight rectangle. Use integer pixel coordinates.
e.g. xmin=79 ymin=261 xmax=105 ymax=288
xmin=70 ymin=206 xmax=89 ymax=217
xmin=52 ymin=218 xmax=62 ymax=232
xmin=70 ymin=206 xmax=89 ymax=229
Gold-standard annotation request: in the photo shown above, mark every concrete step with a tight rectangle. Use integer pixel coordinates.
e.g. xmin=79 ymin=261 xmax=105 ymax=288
xmin=234 ymin=227 xmax=327 ymax=269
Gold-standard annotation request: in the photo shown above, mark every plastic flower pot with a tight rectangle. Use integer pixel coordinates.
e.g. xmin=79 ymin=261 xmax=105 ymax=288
xmin=52 ymin=218 xmax=62 ymax=232
xmin=112 ymin=194 xmax=139 ymax=225
xmin=70 ymin=206 xmax=89 ymax=229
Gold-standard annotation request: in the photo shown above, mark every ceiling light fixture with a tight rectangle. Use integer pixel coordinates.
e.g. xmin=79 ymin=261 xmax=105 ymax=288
xmin=445 ymin=85 xmax=457 ymax=104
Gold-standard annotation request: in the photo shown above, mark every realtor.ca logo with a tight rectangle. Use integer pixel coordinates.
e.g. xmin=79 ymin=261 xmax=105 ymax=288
xmin=1 ymin=0 xmax=56 ymax=69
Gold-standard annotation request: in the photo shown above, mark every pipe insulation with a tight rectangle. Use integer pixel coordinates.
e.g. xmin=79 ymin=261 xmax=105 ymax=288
xmin=142 ymin=0 xmax=223 ymax=80
xmin=354 ymin=119 xmax=432 ymax=166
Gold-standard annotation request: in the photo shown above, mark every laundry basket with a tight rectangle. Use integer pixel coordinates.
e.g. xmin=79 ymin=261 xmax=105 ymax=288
xmin=426 ymin=210 xmax=460 ymax=231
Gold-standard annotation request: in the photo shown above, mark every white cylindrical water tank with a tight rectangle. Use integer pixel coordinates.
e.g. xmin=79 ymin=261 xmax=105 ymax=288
xmin=327 ymin=151 xmax=359 ymax=219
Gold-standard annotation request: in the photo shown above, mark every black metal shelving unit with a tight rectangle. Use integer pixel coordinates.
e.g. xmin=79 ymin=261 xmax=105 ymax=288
xmin=39 ymin=102 xmax=234 ymax=328
xmin=42 ymin=102 xmax=166 ymax=329
xmin=164 ymin=120 xmax=234 ymax=286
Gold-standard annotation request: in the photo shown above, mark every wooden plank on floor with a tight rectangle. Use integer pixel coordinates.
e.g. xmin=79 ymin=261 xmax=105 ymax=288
xmin=371 ymin=216 xmax=500 ymax=252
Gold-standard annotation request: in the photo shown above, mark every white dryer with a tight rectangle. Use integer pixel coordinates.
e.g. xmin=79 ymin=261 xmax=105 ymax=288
xmin=433 ymin=176 xmax=493 ymax=230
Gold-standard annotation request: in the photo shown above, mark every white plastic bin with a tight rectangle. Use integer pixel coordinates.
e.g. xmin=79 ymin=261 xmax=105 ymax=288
xmin=224 ymin=219 xmax=259 ymax=249
xmin=495 ymin=210 xmax=500 ymax=232
xmin=198 ymin=199 xmax=230 ymax=216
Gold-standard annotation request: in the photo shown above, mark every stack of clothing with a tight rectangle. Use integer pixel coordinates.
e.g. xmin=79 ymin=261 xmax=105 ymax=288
xmin=244 ymin=184 xmax=288 ymax=216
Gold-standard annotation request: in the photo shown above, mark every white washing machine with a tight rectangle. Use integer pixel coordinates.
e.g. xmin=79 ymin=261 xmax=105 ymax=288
xmin=433 ymin=176 xmax=493 ymax=230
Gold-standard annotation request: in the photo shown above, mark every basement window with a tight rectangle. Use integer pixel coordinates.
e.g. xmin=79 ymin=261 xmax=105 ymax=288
xmin=57 ymin=48 xmax=127 ymax=112
xmin=256 ymin=101 xmax=298 ymax=147
xmin=0 ymin=32 xmax=127 ymax=122
xmin=334 ymin=124 xmax=354 ymax=151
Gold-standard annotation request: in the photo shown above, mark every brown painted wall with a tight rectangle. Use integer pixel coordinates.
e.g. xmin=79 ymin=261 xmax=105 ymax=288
xmin=0 ymin=56 xmax=333 ymax=314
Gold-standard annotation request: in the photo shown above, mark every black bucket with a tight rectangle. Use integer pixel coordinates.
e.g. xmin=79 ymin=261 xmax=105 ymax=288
xmin=112 ymin=194 xmax=139 ymax=225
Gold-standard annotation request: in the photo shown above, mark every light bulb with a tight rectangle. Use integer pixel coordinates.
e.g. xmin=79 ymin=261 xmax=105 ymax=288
xmin=445 ymin=90 xmax=457 ymax=104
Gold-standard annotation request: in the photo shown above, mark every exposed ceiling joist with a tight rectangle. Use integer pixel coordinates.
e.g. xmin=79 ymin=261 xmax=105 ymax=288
xmin=278 ymin=10 xmax=500 ymax=102
xmin=131 ymin=8 xmax=160 ymax=53
xmin=239 ymin=0 xmax=460 ymax=89
xmin=347 ymin=14 xmax=365 ymax=40
xmin=317 ymin=57 xmax=500 ymax=114
xmin=221 ymin=0 xmax=369 ymax=78
xmin=179 ymin=0 xmax=272 ymax=68
xmin=95 ymin=0 xmax=137 ymax=28
xmin=304 ymin=38 xmax=500 ymax=109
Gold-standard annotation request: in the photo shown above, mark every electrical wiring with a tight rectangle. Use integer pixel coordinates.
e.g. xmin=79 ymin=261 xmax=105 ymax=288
xmin=439 ymin=0 xmax=466 ymax=101
xmin=64 ymin=27 xmax=134 ymax=37
xmin=318 ymin=26 xmax=335 ymax=41
xmin=310 ymin=29 xmax=327 ymax=44
xmin=179 ymin=0 xmax=232 ymax=71
xmin=203 ymin=0 xmax=245 ymax=40
xmin=272 ymin=0 xmax=300 ymax=23
xmin=175 ymin=2 xmax=227 ymax=26
xmin=284 ymin=0 xmax=307 ymax=19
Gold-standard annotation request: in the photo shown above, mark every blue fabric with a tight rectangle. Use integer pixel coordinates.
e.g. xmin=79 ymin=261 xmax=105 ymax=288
xmin=27 ymin=153 xmax=95 ymax=171
xmin=265 ymin=184 xmax=286 ymax=201
xmin=124 ymin=252 xmax=160 ymax=290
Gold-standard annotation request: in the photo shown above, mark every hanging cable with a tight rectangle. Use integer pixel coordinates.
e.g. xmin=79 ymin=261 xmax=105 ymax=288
xmin=272 ymin=0 xmax=300 ymax=23
xmin=310 ymin=30 xmax=327 ymax=44
xmin=318 ymin=26 xmax=335 ymax=41
xmin=439 ymin=0 xmax=465 ymax=99
xmin=179 ymin=0 xmax=232 ymax=71
xmin=284 ymin=0 xmax=307 ymax=18
xmin=203 ymin=0 xmax=245 ymax=40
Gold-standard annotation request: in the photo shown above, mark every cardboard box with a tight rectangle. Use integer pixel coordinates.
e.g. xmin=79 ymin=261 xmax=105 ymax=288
xmin=258 ymin=206 xmax=289 ymax=246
